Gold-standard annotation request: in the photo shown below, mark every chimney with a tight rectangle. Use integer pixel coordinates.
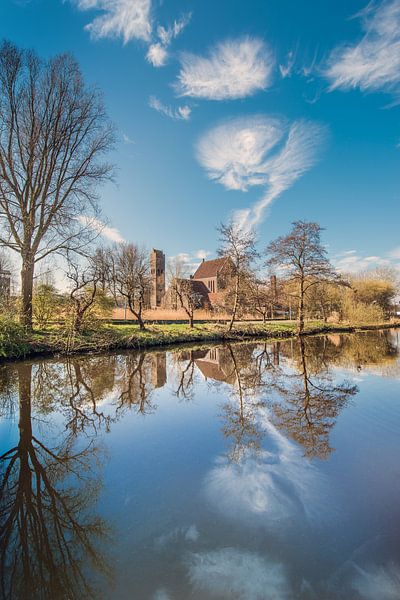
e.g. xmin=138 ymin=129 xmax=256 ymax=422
xmin=270 ymin=274 xmax=277 ymax=299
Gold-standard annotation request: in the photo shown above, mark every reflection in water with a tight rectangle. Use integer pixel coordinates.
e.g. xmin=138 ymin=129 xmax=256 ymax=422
xmin=270 ymin=337 xmax=358 ymax=459
xmin=187 ymin=548 xmax=290 ymax=600
xmin=0 ymin=330 xmax=399 ymax=599
xmin=0 ymin=364 xmax=110 ymax=600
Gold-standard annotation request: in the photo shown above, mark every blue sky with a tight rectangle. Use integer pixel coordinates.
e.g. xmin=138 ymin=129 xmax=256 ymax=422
xmin=1 ymin=0 xmax=400 ymax=273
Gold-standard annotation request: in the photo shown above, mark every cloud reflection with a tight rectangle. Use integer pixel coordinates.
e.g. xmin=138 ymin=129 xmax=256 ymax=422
xmin=187 ymin=548 xmax=290 ymax=600
xmin=204 ymin=409 xmax=322 ymax=524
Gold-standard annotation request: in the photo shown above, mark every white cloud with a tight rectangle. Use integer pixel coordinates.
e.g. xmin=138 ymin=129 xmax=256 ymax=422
xmin=77 ymin=216 xmax=125 ymax=243
xmin=149 ymin=96 xmax=191 ymax=120
xmin=187 ymin=548 xmax=291 ymax=600
xmin=194 ymin=249 xmax=211 ymax=260
xmin=196 ymin=115 xmax=326 ymax=229
xmin=156 ymin=14 xmax=191 ymax=47
xmin=75 ymin=0 xmax=152 ymax=43
xmin=333 ymin=248 xmax=400 ymax=273
xmin=73 ymin=2 xmax=190 ymax=67
xmin=175 ymin=37 xmax=274 ymax=100
xmin=168 ymin=250 xmax=212 ymax=277
xmin=279 ymin=50 xmax=296 ymax=78
xmin=146 ymin=13 xmax=191 ymax=67
xmin=146 ymin=42 xmax=168 ymax=67
xmin=325 ymin=0 xmax=400 ymax=96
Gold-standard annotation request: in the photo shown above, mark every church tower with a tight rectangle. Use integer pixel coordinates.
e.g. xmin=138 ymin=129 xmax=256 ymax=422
xmin=150 ymin=249 xmax=165 ymax=309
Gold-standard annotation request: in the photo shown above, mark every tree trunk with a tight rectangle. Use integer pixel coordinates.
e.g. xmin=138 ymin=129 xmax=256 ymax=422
xmin=74 ymin=309 xmax=84 ymax=333
xmin=297 ymin=282 xmax=305 ymax=335
xmin=136 ymin=304 xmax=146 ymax=330
xmin=228 ymin=273 xmax=239 ymax=331
xmin=189 ymin=314 xmax=194 ymax=328
xmin=20 ymin=256 xmax=34 ymax=330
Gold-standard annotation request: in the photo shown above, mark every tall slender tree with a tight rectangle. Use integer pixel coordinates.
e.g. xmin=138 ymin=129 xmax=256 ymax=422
xmin=217 ymin=222 xmax=258 ymax=331
xmin=109 ymin=243 xmax=151 ymax=330
xmin=266 ymin=221 xmax=341 ymax=334
xmin=0 ymin=41 xmax=114 ymax=328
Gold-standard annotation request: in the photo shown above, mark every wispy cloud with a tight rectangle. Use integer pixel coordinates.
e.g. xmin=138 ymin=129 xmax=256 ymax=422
xmin=279 ymin=50 xmax=296 ymax=78
xmin=77 ymin=216 xmax=125 ymax=243
xmin=196 ymin=115 xmax=326 ymax=230
xmin=149 ymin=96 xmax=191 ymax=120
xmin=146 ymin=13 xmax=191 ymax=67
xmin=73 ymin=2 xmax=189 ymax=67
xmin=146 ymin=42 xmax=168 ymax=67
xmin=168 ymin=250 xmax=212 ymax=278
xmin=333 ymin=247 xmax=400 ymax=273
xmin=74 ymin=0 xmax=152 ymax=43
xmin=122 ymin=132 xmax=135 ymax=144
xmin=325 ymin=0 xmax=400 ymax=97
xmin=175 ymin=37 xmax=274 ymax=100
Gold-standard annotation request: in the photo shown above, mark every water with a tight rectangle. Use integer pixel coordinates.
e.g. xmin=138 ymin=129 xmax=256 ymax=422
xmin=0 ymin=330 xmax=399 ymax=600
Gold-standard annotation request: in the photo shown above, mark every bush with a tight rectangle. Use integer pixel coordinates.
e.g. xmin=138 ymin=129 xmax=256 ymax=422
xmin=342 ymin=297 xmax=384 ymax=324
xmin=0 ymin=313 xmax=29 ymax=358
xmin=33 ymin=283 xmax=63 ymax=328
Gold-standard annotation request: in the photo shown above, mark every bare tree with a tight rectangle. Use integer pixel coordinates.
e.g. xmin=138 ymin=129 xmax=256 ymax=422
xmin=217 ymin=222 xmax=258 ymax=331
xmin=174 ymin=279 xmax=203 ymax=328
xmin=109 ymin=243 xmax=150 ymax=330
xmin=0 ymin=41 xmax=114 ymax=329
xmin=245 ymin=275 xmax=276 ymax=322
xmin=266 ymin=221 xmax=341 ymax=334
xmin=67 ymin=254 xmax=101 ymax=333
xmin=168 ymin=258 xmax=202 ymax=328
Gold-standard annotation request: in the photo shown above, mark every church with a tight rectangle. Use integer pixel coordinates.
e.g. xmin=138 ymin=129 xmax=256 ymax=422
xmin=149 ymin=248 xmax=232 ymax=311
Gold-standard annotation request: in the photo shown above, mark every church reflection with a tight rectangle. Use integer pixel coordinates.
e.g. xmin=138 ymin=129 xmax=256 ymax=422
xmin=0 ymin=330 xmax=398 ymax=599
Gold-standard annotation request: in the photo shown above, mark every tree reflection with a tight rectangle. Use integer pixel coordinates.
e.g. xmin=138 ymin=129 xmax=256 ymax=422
xmin=220 ymin=345 xmax=267 ymax=462
xmin=0 ymin=363 xmax=110 ymax=600
xmin=173 ymin=350 xmax=196 ymax=400
xmin=116 ymin=352 xmax=158 ymax=415
xmin=271 ymin=337 xmax=358 ymax=459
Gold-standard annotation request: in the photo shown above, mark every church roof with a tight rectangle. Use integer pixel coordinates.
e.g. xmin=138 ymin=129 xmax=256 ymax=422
xmin=193 ymin=257 xmax=229 ymax=279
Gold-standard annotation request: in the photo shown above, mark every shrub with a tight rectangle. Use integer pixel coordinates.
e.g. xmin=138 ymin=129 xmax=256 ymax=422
xmin=0 ymin=313 xmax=29 ymax=358
xmin=342 ymin=296 xmax=384 ymax=324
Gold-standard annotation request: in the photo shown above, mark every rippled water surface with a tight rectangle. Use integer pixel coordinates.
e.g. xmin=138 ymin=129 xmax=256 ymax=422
xmin=1 ymin=330 xmax=400 ymax=600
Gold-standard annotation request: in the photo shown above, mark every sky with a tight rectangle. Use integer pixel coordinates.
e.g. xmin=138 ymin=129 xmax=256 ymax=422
xmin=1 ymin=0 xmax=400 ymax=274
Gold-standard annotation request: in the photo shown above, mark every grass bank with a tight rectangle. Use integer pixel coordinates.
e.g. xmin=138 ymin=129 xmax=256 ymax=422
xmin=1 ymin=319 xmax=399 ymax=362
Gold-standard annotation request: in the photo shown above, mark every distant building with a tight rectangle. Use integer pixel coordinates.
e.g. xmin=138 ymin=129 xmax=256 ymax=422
xmin=151 ymin=352 xmax=167 ymax=388
xmin=161 ymin=255 xmax=234 ymax=312
xmin=192 ymin=257 xmax=231 ymax=294
xmin=0 ymin=270 xmax=11 ymax=304
xmin=191 ymin=256 xmax=233 ymax=309
xmin=150 ymin=249 xmax=165 ymax=309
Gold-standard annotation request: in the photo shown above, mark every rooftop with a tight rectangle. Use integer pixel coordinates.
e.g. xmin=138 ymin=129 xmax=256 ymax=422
xmin=193 ymin=257 xmax=228 ymax=279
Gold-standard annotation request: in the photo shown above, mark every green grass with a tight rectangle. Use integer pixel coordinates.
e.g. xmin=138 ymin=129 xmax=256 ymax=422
xmin=0 ymin=319 xmax=398 ymax=362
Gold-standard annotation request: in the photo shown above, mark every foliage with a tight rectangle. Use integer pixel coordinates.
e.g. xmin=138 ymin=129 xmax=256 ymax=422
xmin=33 ymin=283 xmax=63 ymax=328
xmin=341 ymin=291 xmax=385 ymax=323
xmin=350 ymin=276 xmax=396 ymax=313
xmin=0 ymin=312 xmax=28 ymax=357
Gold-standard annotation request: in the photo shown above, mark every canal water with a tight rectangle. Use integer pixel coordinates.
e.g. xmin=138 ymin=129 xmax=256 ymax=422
xmin=0 ymin=330 xmax=399 ymax=599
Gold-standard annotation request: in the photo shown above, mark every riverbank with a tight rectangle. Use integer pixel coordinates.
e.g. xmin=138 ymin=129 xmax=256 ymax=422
xmin=1 ymin=320 xmax=399 ymax=362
